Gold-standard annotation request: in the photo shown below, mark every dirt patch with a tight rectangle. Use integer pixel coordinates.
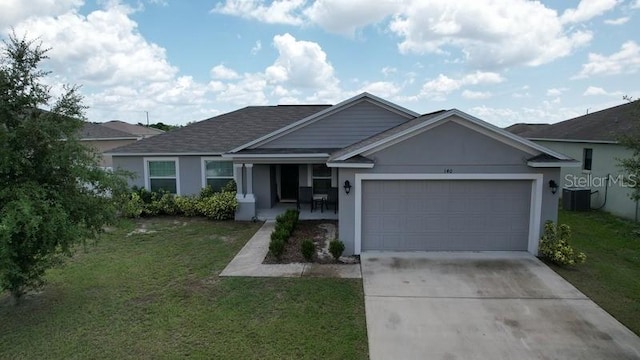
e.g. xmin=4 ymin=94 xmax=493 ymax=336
xmin=263 ymin=220 xmax=359 ymax=264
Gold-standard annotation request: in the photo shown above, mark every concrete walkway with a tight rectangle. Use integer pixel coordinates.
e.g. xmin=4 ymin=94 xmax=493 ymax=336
xmin=220 ymin=221 xmax=361 ymax=278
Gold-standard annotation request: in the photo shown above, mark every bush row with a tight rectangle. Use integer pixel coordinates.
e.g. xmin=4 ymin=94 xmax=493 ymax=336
xmin=269 ymin=209 xmax=300 ymax=259
xmin=121 ymin=182 xmax=238 ymax=220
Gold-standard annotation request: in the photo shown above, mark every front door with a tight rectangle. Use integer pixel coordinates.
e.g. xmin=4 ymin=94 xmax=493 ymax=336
xmin=280 ymin=165 xmax=299 ymax=201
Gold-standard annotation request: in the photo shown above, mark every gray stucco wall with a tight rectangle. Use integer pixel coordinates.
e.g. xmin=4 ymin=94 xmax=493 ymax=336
xmin=258 ymin=100 xmax=411 ymax=149
xmin=534 ymin=140 xmax=637 ymax=220
xmin=113 ymin=156 xmax=145 ymax=188
xmin=338 ymin=121 xmax=561 ymax=255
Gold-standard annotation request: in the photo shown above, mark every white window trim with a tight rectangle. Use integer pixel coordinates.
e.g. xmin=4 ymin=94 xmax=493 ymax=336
xmin=201 ymin=157 xmax=234 ymax=190
xmin=144 ymin=157 xmax=180 ymax=195
xmin=353 ymin=173 xmax=544 ymax=256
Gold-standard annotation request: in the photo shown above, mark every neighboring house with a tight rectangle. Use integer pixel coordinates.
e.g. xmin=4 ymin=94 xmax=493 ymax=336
xmin=80 ymin=122 xmax=163 ymax=167
xmin=109 ymin=93 xmax=576 ymax=256
xmin=101 ymin=120 xmax=165 ymax=138
xmin=508 ymin=101 xmax=639 ymax=220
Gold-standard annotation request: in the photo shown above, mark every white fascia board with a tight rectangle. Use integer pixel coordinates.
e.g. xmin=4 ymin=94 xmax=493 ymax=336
xmin=222 ymin=153 xmax=329 ymax=159
xmin=527 ymin=138 xmax=619 ymax=144
xmin=228 ymin=92 xmax=419 ymax=153
xmin=326 ymin=162 xmax=374 ymax=168
xmin=107 ymin=152 xmax=223 ymax=156
xmin=81 ymin=137 xmax=139 ymax=141
xmin=527 ymin=161 xmax=582 ymax=168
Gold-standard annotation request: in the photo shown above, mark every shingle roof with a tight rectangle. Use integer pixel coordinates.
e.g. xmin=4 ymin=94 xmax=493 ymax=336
xmin=504 ymin=123 xmax=550 ymax=137
xmin=102 ymin=120 xmax=164 ymax=137
xmin=109 ymin=105 xmax=330 ymax=154
xmin=522 ymin=101 xmax=639 ymax=142
xmin=79 ymin=122 xmax=138 ymax=140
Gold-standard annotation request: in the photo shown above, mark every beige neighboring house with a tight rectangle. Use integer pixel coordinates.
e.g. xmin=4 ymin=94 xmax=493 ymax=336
xmin=507 ymin=101 xmax=640 ymax=220
xmin=79 ymin=122 xmax=163 ymax=168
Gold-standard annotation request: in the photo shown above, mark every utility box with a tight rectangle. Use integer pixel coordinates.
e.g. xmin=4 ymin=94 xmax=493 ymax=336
xmin=562 ymin=187 xmax=591 ymax=211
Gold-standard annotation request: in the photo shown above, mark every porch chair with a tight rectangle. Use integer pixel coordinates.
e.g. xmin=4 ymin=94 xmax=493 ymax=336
xmin=325 ymin=187 xmax=338 ymax=214
xmin=297 ymin=186 xmax=314 ymax=212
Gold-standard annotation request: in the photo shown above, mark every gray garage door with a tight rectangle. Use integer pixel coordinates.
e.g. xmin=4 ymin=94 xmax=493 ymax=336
xmin=361 ymin=180 xmax=531 ymax=251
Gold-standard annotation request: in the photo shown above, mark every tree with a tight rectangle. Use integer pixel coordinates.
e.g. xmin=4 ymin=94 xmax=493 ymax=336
xmin=137 ymin=122 xmax=180 ymax=131
xmin=0 ymin=33 xmax=128 ymax=303
xmin=617 ymin=96 xmax=640 ymax=202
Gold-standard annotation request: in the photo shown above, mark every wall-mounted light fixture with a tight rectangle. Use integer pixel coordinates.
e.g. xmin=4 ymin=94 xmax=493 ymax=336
xmin=549 ymin=180 xmax=559 ymax=194
xmin=343 ymin=180 xmax=352 ymax=195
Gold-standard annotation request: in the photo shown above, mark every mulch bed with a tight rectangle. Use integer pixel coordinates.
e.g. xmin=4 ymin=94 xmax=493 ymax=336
xmin=263 ymin=220 xmax=356 ymax=264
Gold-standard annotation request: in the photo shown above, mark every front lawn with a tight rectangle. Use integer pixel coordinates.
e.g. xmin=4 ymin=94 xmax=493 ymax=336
xmin=0 ymin=218 xmax=368 ymax=359
xmin=552 ymin=210 xmax=640 ymax=335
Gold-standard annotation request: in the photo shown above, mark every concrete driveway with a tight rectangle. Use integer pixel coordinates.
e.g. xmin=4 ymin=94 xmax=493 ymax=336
xmin=361 ymin=251 xmax=640 ymax=360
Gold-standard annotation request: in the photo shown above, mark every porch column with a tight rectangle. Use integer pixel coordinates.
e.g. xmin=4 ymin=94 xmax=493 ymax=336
xmin=233 ymin=163 xmax=244 ymax=196
xmin=245 ymin=164 xmax=254 ymax=199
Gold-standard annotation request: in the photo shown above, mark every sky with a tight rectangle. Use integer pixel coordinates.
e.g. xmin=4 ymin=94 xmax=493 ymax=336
xmin=1 ymin=0 xmax=639 ymax=127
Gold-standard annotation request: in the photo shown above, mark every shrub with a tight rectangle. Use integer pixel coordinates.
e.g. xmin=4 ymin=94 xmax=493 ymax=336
xmin=538 ymin=221 xmax=587 ymax=266
xmin=199 ymin=185 xmax=216 ymax=199
xmin=269 ymin=238 xmax=285 ymax=260
xmin=284 ymin=209 xmax=299 ymax=226
xmin=142 ymin=191 xmax=162 ymax=216
xmin=131 ymin=186 xmax=154 ymax=204
xmin=329 ymin=240 xmax=345 ymax=260
xmin=122 ymin=192 xmax=144 ymax=218
xmin=275 ymin=220 xmax=294 ymax=237
xmin=175 ymin=196 xmax=200 ymax=217
xmin=271 ymin=227 xmax=290 ymax=243
xmin=197 ymin=191 xmax=238 ymax=220
xmin=221 ymin=179 xmax=237 ymax=193
xmin=301 ymin=239 xmax=315 ymax=261
xmin=157 ymin=192 xmax=178 ymax=215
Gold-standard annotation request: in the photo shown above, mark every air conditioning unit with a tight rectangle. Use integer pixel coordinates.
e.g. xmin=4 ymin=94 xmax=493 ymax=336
xmin=562 ymin=188 xmax=591 ymax=211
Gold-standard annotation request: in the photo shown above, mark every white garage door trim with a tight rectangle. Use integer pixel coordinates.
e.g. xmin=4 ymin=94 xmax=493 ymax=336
xmin=354 ymin=173 xmax=544 ymax=255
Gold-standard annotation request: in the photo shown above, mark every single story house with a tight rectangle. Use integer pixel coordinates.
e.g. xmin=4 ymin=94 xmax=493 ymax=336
xmin=508 ymin=101 xmax=639 ymax=221
xmin=108 ymin=93 xmax=577 ymax=255
xmin=80 ymin=121 xmax=163 ymax=167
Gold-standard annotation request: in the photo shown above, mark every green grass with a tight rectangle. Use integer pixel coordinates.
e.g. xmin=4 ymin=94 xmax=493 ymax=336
xmin=0 ymin=218 xmax=368 ymax=359
xmin=551 ymin=209 xmax=640 ymax=335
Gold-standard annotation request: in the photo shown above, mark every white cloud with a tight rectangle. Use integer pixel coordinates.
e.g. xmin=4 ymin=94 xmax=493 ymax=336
xmin=419 ymin=71 xmax=504 ymax=100
xmin=358 ymin=81 xmax=402 ymax=98
xmin=469 ymin=105 xmax=582 ymax=127
xmin=265 ymin=33 xmax=341 ymax=100
xmin=0 ymin=0 xmax=81 ymax=30
xmin=462 ymin=90 xmax=492 ymax=99
xmin=304 ymin=0 xmax=399 ymax=36
xmin=633 ymin=0 xmax=640 ymax=8
xmin=210 ymin=64 xmax=240 ymax=80
xmin=560 ymin=0 xmax=619 ymax=24
xmin=546 ymin=88 xmax=567 ymax=96
xmin=576 ymin=41 xmax=640 ymax=78
xmin=604 ymin=16 xmax=629 ymax=25
xmin=381 ymin=66 xmax=397 ymax=76
xmin=215 ymin=72 xmax=269 ymax=105
xmin=388 ymin=0 xmax=592 ymax=68
xmin=13 ymin=3 xmax=178 ymax=86
xmin=251 ymin=40 xmax=262 ymax=55
xmin=212 ymin=0 xmax=304 ymax=25
xmin=583 ymin=86 xmax=623 ymax=97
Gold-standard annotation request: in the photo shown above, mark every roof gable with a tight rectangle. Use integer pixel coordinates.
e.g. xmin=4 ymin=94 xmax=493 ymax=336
xmin=79 ymin=122 xmax=138 ymax=140
xmin=102 ymin=121 xmax=164 ymax=137
xmin=228 ymin=92 xmax=419 ymax=153
xmin=329 ymin=109 xmax=574 ymax=165
xmin=523 ymin=101 xmax=638 ymax=142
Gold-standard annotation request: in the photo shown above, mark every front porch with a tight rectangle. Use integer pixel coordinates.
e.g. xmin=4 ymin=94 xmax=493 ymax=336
xmin=256 ymin=203 xmax=339 ymax=221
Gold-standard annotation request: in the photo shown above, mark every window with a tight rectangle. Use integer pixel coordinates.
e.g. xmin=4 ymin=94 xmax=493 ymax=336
xmin=147 ymin=159 xmax=178 ymax=193
xmin=204 ymin=160 xmax=234 ymax=192
xmin=583 ymin=148 xmax=593 ymax=171
xmin=312 ymin=164 xmax=332 ymax=195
